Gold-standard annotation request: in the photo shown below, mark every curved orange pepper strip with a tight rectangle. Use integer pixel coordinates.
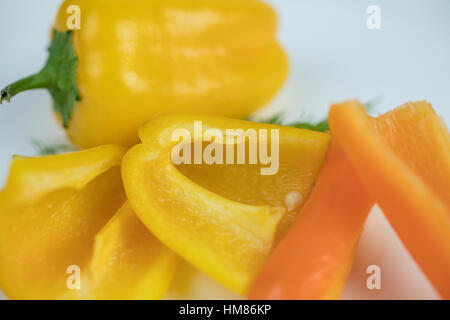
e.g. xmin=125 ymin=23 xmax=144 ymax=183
xmin=329 ymin=100 xmax=450 ymax=299
xmin=249 ymin=139 xmax=373 ymax=299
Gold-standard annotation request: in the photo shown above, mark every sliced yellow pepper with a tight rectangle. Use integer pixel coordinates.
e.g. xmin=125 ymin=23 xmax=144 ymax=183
xmin=122 ymin=114 xmax=330 ymax=294
xmin=0 ymin=146 xmax=177 ymax=300
xmin=0 ymin=146 xmax=126 ymax=299
xmin=80 ymin=202 xmax=179 ymax=300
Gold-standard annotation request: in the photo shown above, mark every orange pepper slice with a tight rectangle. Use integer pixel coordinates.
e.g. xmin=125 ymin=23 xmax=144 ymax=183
xmin=249 ymin=139 xmax=373 ymax=299
xmin=329 ymin=100 xmax=450 ymax=299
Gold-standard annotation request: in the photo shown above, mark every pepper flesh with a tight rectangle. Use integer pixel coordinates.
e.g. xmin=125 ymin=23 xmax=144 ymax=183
xmin=329 ymin=100 xmax=450 ymax=299
xmin=0 ymin=146 xmax=126 ymax=299
xmin=0 ymin=146 xmax=178 ymax=300
xmin=1 ymin=0 xmax=288 ymax=148
xmin=79 ymin=202 xmax=179 ymax=300
xmin=122 ymin=114 xmax=330 ymax=294
xmin=249 ymin=139 xmax=373 ymax=299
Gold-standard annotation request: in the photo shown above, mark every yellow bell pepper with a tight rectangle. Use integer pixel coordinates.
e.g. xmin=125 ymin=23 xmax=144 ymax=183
xmin=0 ymin=146 xmax=177 ymax=299
xmin=0 ymin=0 xmax=288 ymax=148
xmin=122 ymin=114 xmax=330 ymax=294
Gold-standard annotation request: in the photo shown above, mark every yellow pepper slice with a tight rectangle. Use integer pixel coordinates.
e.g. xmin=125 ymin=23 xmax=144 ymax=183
xmin=122 ymin=114 xmax=330 ymax=294
xmin=80 ymin=202 xmax=179 ymax=300
xmin=0 ymin=146 xmax=177 ymax=300
xmin=0 ymin=146 xmax=126 ymax=299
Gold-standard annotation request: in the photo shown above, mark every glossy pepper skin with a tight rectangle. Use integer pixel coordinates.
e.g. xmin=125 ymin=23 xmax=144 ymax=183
xmin=0 ymin=146 xmax=178 ymax=299
xmin=1 ymin=0 xmax=288 ymax=148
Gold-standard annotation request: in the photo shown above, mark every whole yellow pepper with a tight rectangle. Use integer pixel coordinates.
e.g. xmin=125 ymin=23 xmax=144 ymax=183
xmin=0 ymin=0 xmax=288 ymax=148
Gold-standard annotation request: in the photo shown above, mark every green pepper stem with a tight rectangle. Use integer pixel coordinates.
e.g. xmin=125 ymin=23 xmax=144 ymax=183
xmin=0 ymin=71 xmax=51 ymax=103
xmin=0 ymin=30 xmax=79 ymax=127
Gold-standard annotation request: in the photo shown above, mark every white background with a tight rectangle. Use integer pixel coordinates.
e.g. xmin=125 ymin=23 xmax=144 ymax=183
xmin=0 ymin=0 xmax=449 ymax=299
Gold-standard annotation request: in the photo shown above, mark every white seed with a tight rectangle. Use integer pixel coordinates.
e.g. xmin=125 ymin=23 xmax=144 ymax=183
xmin=284 ymin=191 xmax=303 ymax=211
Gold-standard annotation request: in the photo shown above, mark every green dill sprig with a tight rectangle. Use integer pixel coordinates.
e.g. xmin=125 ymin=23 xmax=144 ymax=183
xmin=254 ymin=98 xmax=381 ymax=132
xmin=31 ymin=139 xmax=78 ymax=156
